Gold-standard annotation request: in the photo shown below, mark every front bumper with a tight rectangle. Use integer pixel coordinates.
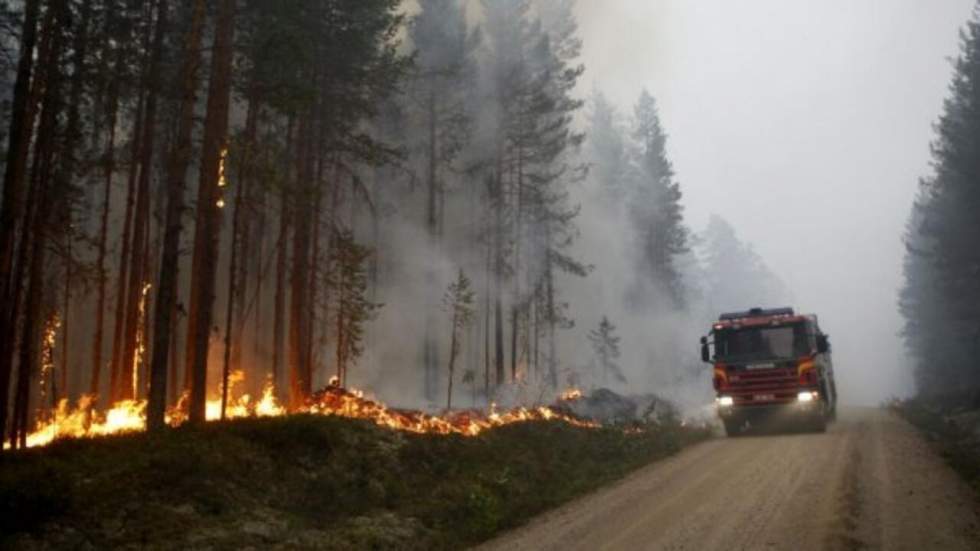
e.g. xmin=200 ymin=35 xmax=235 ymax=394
xmin=716 ymin=396 xmax=822 ymax=419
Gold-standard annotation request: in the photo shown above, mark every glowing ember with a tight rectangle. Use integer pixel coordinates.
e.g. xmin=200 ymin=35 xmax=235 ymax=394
xmin=132 ymin=283 xmax=151 ymax=399
xmin=7 ymin=376 xmax=597 ymax=450
xmin=38 ymin=314 xmax=61 ymax=408
xmin=560 ymin=388 xmax=583 ymax=401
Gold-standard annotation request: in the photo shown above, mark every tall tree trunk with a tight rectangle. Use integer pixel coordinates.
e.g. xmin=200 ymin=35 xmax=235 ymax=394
xmin=306 ymin=189 xmax=323 ymax=387
xmin=484 ymin=217 xmax=492 ymax=401
xmin=90 ymin=45 xmax=125 ymax=401
xmin=10 ymin=0 xmax=67 ymax=447
xmin=220 ymin=92 xmax=257 ymax=419
xmin=289 ymin=118 xmax=313 ymax=408
xmin=492 ymin=170 xmax=505 ymax=387
xmin=109 ymin=88 xmax=145 ymax=402
xmin=0 ymin=0 xmax=41 ymax=442
xmin=53 ymin=0 xmax=92 ymax=404
xmin=447 ymin=318 xmax=458 ymax=411
xmin=184 ymin=0 xmax=236 ymax=425
xmin=273 ymin=187 xmax=289 ymax=397
xmin=121 ymin=0 xmax=166 ymax=401
xmin=232 ymin=86 xmax=260 ymax=394
xmin=147 ymin=0 xmax=206 ymax=430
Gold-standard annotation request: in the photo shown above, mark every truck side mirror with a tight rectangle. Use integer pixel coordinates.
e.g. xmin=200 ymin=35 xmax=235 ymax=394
xmin=816 ymin=334 xmax=830 ymax=354
xmin=700 ymin=336 xmax=710 ymax=363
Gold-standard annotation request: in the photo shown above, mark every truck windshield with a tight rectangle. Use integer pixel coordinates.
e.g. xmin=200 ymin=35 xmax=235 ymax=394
xmin=714 ymin=324 xmax=810 ymax=362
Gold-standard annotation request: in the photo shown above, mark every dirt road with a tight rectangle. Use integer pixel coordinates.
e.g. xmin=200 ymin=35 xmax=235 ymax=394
xmin=479 ymin=408 xmax=980 ymax=550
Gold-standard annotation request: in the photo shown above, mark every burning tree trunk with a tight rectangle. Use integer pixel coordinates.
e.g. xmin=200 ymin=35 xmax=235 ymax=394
xmin=184 ymin=0 xmax=236 ymax=425
xmin=121 ymin=0 xmax=166 ymax=401
xmin=221 ymin=89 xmax=258 ymax=419
xmin=109 ymin=83 xmax=146 ymax=402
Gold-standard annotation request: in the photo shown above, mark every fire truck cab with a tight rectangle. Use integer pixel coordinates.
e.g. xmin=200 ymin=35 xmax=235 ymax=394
xmin=700 ymin=307 xmax=837 ymax=436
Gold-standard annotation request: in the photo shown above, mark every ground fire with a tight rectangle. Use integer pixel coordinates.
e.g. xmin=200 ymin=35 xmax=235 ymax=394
xmin=6 ymin=375 xmax=596 ymax=449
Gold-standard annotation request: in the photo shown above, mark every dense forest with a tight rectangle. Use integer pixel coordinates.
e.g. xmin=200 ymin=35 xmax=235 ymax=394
xmin=0 ymin=0 xmax=788 ymax=449
xmin=901 ymin=7 xmax=980 ymax=398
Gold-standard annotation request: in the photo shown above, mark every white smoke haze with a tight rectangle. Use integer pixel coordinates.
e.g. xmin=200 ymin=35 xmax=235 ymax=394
xmin=572 ymin=0 xmax=975 ymax=405
xmin=316 ymin=0 xmax=973 ymax=414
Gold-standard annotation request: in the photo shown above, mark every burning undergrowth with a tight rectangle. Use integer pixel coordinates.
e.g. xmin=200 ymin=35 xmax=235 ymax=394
xmin=8 ymin=375 xmax=598 ymax=450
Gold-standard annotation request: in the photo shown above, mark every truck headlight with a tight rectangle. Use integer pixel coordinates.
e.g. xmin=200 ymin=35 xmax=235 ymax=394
xmin=797 ymin=391 xmax=818 ymax=402
xmin=717 ymin=396 xmax=734 ymax=407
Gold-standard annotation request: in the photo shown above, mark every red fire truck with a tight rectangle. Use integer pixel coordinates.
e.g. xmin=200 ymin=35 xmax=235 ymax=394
xmin=700 ymin=307 xmax=837 ymax=436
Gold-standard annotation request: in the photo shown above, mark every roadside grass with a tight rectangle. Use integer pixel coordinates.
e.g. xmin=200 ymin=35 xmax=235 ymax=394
xmin=892 ymin=396 xmax=980 ymax=495
xmin=0 ymin=414 xmax=710 ymax=550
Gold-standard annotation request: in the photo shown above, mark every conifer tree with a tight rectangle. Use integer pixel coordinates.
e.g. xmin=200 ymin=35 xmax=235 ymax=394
xmin=629 ymin=89 xmax=688 ymax=310
xmin=587 ymin=316 xmax=626 ymax=387
xmin=331 ymin=230 xmax=382 ymax=388
xmin=443 ymin=268 xmax=476 ymax=410
xmin=901 ymin=6 xmax=980 ymax=395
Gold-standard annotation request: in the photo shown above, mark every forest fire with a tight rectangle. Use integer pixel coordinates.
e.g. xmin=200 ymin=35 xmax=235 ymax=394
xmin=7 ymin=378 xmax=598 ymax=450
xmin=306 ymin=383 xmax=598 ymax=437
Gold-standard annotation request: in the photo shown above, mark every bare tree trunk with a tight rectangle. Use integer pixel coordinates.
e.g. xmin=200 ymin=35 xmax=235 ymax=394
xmin=484 ymin=219 xmax=492 ymax=401
xmin=53 ymin=0 xmax=91 ymax=404
xmin=121 ymin=0 xmax=166 ymax=401
xmin=447 ymin=317 xmax=458 ymax=411
xmin=289 ymin=118 xmax=313 ymax=407
xmin=184 ymin=0 xmax=237 ymax=425
xmin=89 ymin=46 xmax=123 ymax=401
xmin=10 ymin=0 xmax=66 ymax=446
xmin=0 ymin=0 xmax=41 ymax=441
xmin=60 ymin=237 xmax=70 ymax=402
xmin=146 ymin=0 xmax=205 ymax=428
xmin=492 ymin=170 xmax=505 ymax=387
xmin=109 ymin=88 xmax=145 ymax=402
xmin=232 ymin=87 xmax=259 ymax=394
xmin=273 ymin=188 xmax=289 ymax=397
xmin=220 ymin=91 xmax=257 ymax=419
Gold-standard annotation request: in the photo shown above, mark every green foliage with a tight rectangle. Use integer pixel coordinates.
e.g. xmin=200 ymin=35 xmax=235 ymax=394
xmin=0 ymin=415 xmax=709 ymax=549
xmin=901 ymin=7 xmax=980 ymax=395
xmin=588 ymin=316 xmax=626 ymax=385
xmin=443 ymin=268 xmax=477 ymax=336
xmin=331 ymin=229 xmax=383 ymax=381
xmin=629 ymin=90 xmax=689 ymax=309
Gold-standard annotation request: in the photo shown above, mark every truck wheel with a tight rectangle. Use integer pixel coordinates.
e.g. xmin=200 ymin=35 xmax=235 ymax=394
xmin=723 ymin=418 xmax=743 ymax=437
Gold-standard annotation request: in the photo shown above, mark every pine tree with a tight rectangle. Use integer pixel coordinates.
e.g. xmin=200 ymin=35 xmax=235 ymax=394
xmin=331 ymin=229 xmax=382 ymax=388
xmin=901 ymin=6 xmax=980 ymax=395
xmin=147 ymin=0 xmax=207 ymax=431
xmin=587 ymin=316 xmax=626 ymax=387
xmin=697 ymin=215 xmax=790 ymax=313
xmin=587 ymin=87 xmax=630 ymax=206
xmin=629 ymin=89 xmax=688 ymax=310
xmin=443 ymin=268 xmax=476 ymax=410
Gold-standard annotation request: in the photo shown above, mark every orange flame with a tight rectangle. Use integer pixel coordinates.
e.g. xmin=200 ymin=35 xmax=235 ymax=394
xmin=560 ymin=388 xmax=583 ymax=401
xmin=7 ymin=376 xmax=597 ymax=450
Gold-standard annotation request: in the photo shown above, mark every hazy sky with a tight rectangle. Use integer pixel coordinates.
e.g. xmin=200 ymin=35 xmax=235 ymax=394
xmin=574 ymin=0 xmax=975 ymax=404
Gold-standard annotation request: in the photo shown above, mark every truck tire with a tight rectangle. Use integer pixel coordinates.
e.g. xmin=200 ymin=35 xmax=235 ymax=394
xmin=723 ymin=417 xmax=743 ymax=437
